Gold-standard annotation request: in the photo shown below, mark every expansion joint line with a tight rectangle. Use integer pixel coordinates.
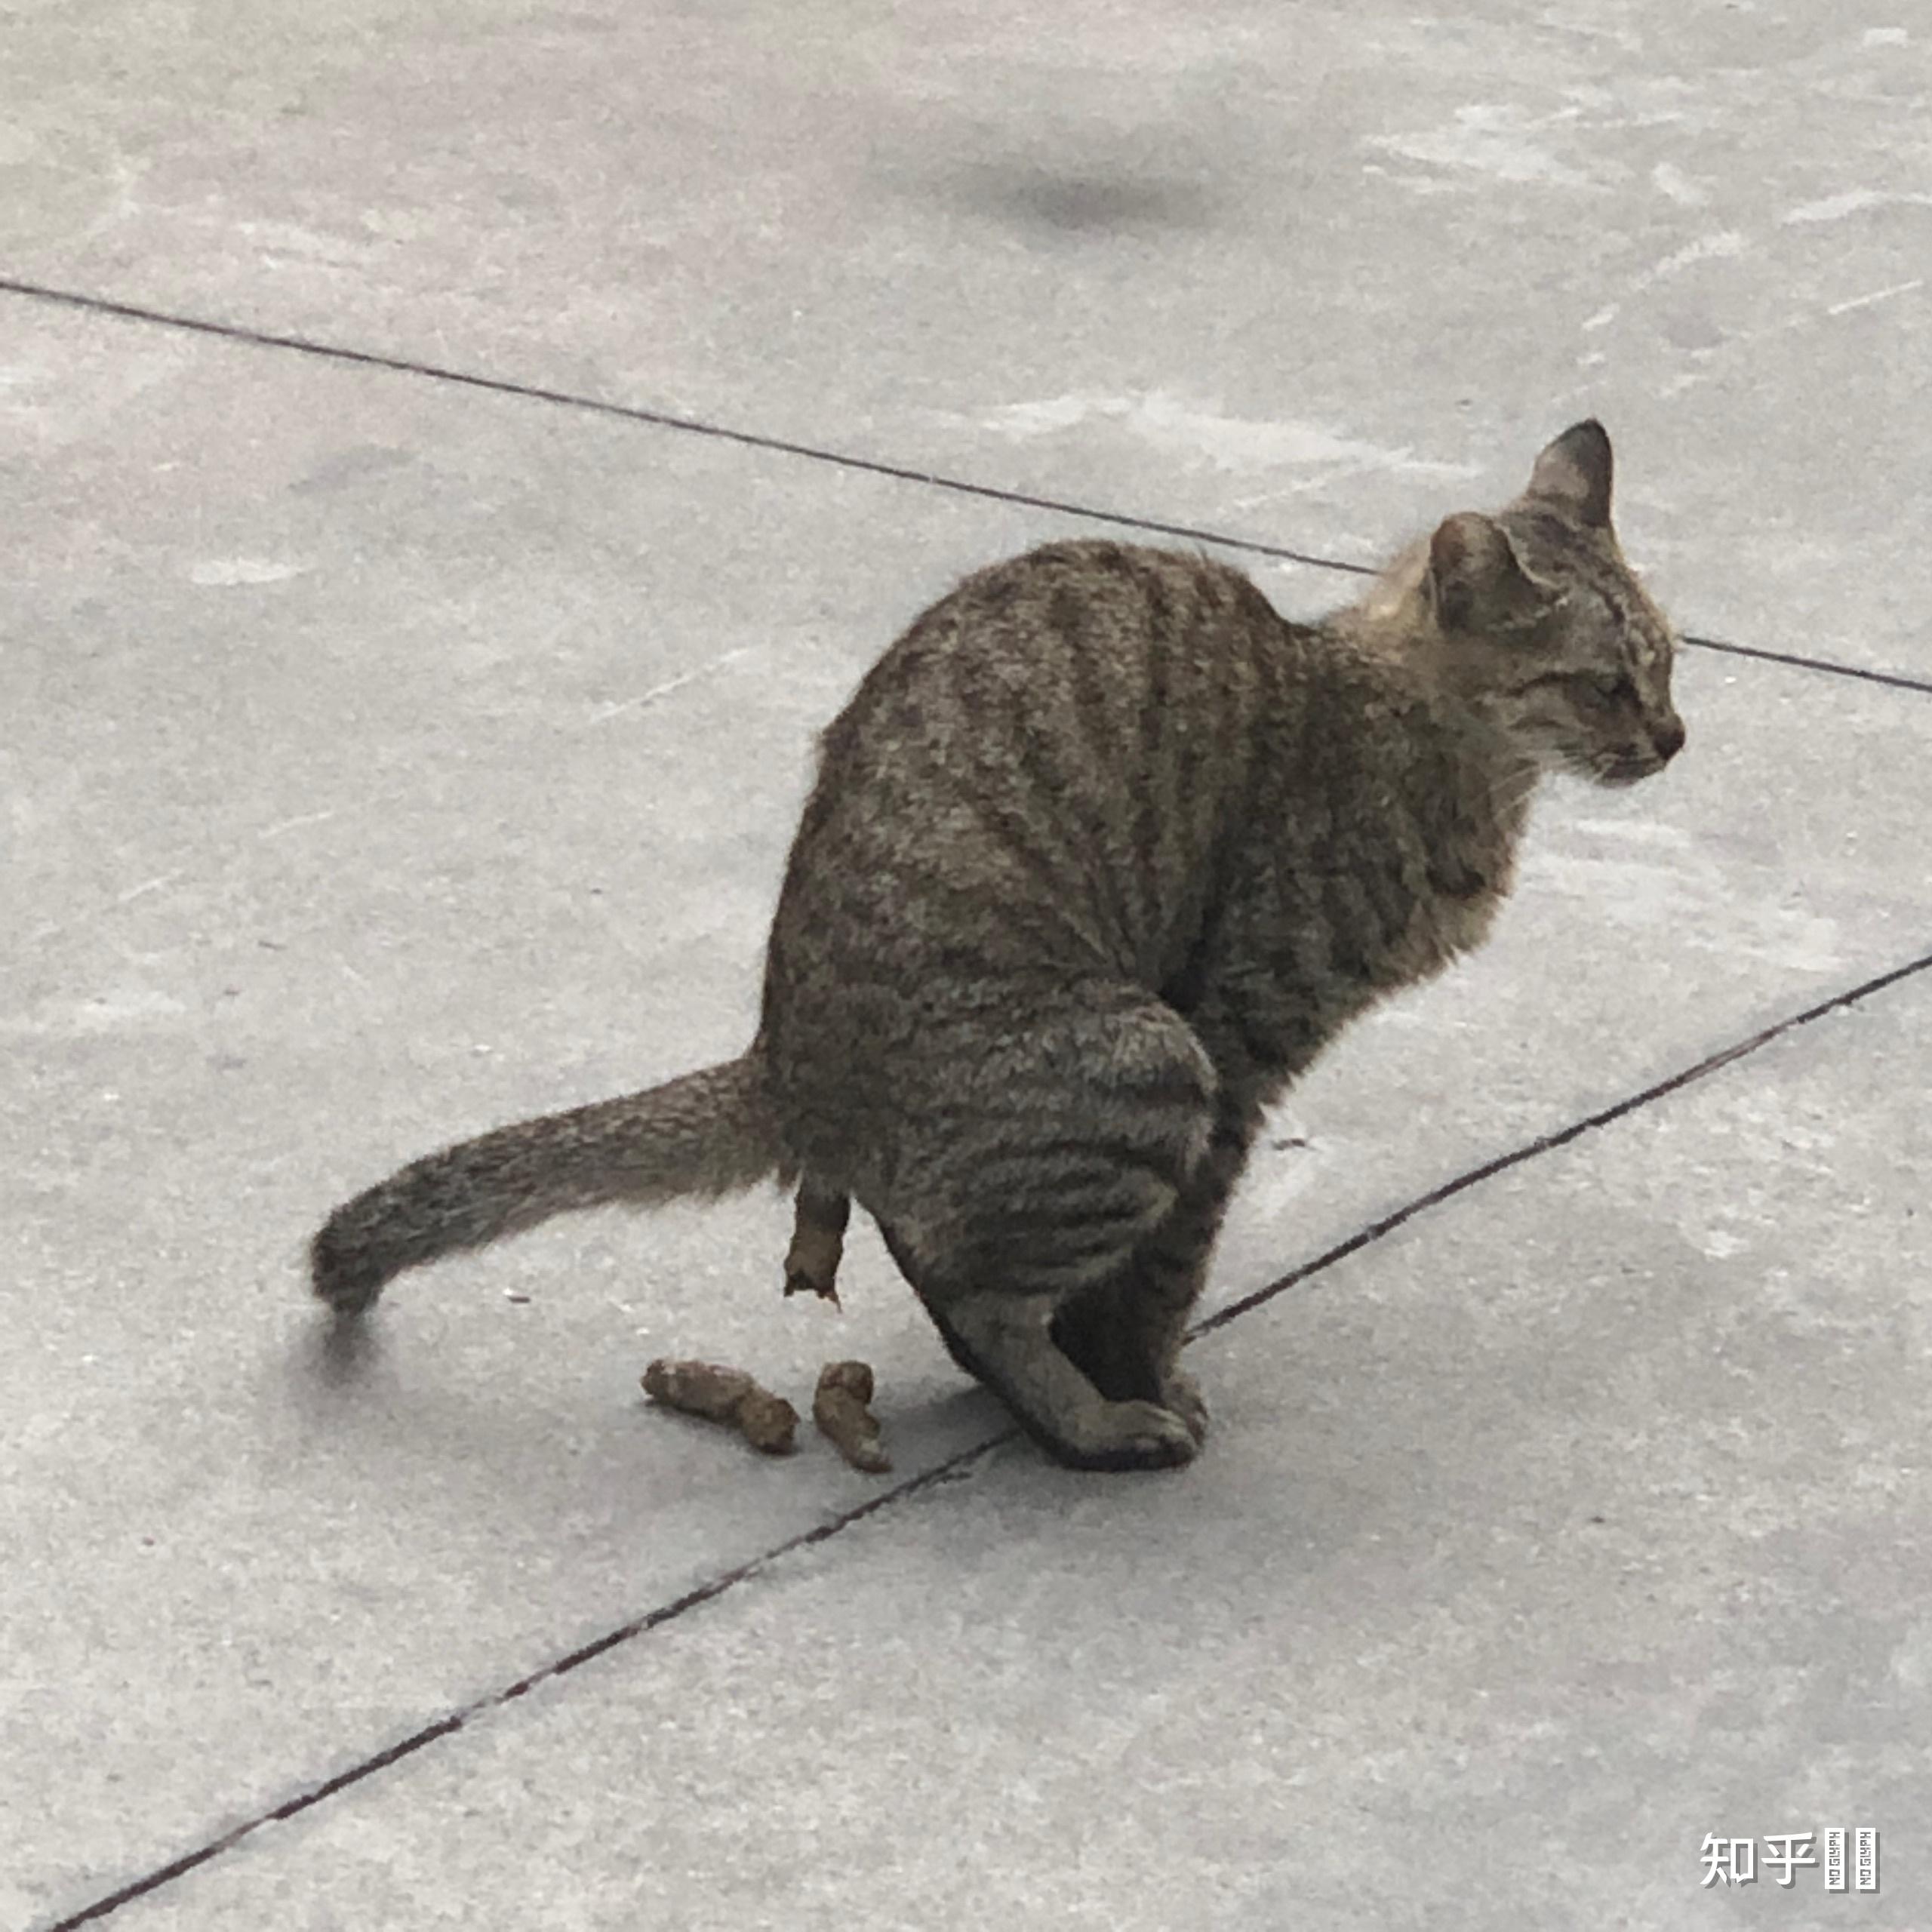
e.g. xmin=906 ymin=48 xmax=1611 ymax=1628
xmin=38 ymin=934 xmax=1932 ymax=1930
xmin=1196 ymin=937 xmax=1932 ymax=1334
xmin=2 ymin=273 xmax=1928 ymax=697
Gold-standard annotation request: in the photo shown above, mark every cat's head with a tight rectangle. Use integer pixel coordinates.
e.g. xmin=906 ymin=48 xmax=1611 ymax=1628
xmin=1425 ymin=420 xmax=1685 ymax=786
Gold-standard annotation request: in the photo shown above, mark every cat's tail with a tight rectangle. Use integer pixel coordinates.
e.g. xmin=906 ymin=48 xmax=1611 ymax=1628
xmin=310 ymin=1051 xmax=783 ymax=1313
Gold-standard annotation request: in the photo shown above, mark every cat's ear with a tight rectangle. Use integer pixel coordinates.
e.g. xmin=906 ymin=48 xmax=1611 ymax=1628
xmin=1526 ymin=418 xmax=1614 ymax=527
xmin=1428 ymin=512 xmax=1548 ymax=632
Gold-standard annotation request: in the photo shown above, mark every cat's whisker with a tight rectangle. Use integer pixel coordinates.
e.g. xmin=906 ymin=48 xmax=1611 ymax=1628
xmin=1487 ymin=768 xmax=1546 ymax=815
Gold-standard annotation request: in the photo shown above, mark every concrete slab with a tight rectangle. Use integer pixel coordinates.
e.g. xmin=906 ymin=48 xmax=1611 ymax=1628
xmin=91 ymin=965 xmax=1932 ymax=1932
xmin=7 ymin=2 xmax=1930 ymax=1925
xmin=7 ymin=3 xmax=1930 ymax=674
xmin=8 ymin=294 xmax=1931 ymax=1926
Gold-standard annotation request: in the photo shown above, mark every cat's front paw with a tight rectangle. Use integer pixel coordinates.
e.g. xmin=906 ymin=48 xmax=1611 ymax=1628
xmin=1160 ymin=1365 xmax=1209 ymax=1446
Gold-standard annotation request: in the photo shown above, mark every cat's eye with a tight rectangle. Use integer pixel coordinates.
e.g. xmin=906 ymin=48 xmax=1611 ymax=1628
xmin=1580 ymin=672 xmax=1635 ymax=703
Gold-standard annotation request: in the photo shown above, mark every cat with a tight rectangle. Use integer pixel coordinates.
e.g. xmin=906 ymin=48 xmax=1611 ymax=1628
xmin=312 ymin=419 xmax=1684 ymax=1472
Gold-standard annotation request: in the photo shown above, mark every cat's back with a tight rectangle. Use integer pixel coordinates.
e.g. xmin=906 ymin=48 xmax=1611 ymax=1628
xmin=817 ymin=537 xmax=1288 ymax=804
xmin=768 ymin=539 xmax=1328 ymax=995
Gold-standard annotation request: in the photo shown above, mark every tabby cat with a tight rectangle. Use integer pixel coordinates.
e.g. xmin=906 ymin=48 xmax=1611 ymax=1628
xmin=312 ymin=420 xmax=1684 ymax=1471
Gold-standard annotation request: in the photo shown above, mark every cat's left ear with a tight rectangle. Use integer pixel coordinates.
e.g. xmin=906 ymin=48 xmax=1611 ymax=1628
xmin=1428 ymin=512 xmax=1550 ymax=632
xmin=1526 ymin=419 xmax=1614 ymax=527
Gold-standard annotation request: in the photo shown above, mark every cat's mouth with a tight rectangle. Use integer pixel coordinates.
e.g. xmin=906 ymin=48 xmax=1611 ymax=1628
xmin=1596 ymin=752 xmax=1669 ymax=786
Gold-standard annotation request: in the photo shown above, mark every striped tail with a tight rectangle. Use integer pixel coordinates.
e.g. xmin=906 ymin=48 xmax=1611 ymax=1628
xmin=310 ymin=1053 xmax=780 ymax=1312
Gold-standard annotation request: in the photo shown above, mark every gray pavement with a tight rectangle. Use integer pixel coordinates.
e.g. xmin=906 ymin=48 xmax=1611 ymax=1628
xmin=5 ymin=5 xmax=1927 ymax=1927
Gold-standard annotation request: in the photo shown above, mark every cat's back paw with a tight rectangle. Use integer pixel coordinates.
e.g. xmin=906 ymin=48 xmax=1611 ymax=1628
xmin=1051 ymin=1398 xmax=1200 ymax=1472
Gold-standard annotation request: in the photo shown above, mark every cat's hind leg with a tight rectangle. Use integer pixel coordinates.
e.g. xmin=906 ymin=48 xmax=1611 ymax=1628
xmin=882 ymin=1211 xmax=1201 ymax=1470
xmin=880 ymin=984 xmax=1219 ymax=1470
xmin=939 ymin=1288 xmax=1198 ymax=1471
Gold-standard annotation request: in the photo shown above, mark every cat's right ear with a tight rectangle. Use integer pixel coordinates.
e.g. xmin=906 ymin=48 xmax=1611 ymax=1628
xmin=1428 ymin=513 xmax=1548 ymax=633
xmin=1526 ymin=419 xmax=1614 ymax=527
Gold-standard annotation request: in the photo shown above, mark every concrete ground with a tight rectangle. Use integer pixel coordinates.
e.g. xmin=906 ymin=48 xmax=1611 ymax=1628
xmin=5 ymin=4 xmax=1927 ymax=1927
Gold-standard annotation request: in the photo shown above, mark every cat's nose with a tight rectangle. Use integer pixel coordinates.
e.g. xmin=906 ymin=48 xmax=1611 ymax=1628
xmin=1652 ymin=714 xmax=1687 ymax=762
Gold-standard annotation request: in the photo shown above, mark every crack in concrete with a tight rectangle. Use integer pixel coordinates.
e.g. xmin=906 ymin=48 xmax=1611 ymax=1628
xmin=583 ymin=647 xmax=750 ymax=727
xmin=3 ymin=275 xmax=1929 ymax=700
xmin=38 ymin=1447 xmax=1005 ymax=1931
xmin=37 ymin=936 xmax=1932 ymax=1930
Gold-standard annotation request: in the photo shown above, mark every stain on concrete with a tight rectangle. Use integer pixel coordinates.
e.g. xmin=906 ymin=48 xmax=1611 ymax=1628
xmin=945 ymin=160 xmax=1218 ymax=235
